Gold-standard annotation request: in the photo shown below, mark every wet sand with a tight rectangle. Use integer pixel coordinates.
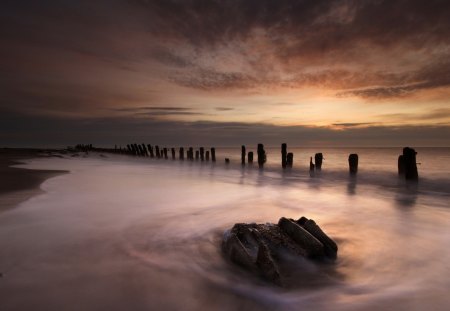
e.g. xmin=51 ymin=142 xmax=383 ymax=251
xmin=0 ymin=148 xmax=68 ymax=212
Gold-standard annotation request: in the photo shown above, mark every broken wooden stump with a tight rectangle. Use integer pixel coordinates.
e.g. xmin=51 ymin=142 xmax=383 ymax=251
xmin=402 ymin=147 xmax=418 ymax=181
xmin=348 ymin=154 xmax=358 ymax=175
xmin=257 ymin=144 xmax=266 ymax=168
xmin=222 ymin=216 xmax=338 ymax=286
xmin=281 ymin=143 xmax=287 ymax=169
xmin=287 ymin=152 xmax=293 ymax=168
xmin=211 ymin=148 xmax=216 ymax=162
xmin=179 ymin=147 xmax=184 ymax=160
xmin=315 ymin=153 xmax=323 ymax=170
xmin=248 ymin=151 xmax=254 ymax=164
xmin=241 ymin=145 xmax=246 ymax=165
xmin=147 ymin=144 xmax=154 ymax=158
xmin=200 ymin=147 xmax=205 ymax=161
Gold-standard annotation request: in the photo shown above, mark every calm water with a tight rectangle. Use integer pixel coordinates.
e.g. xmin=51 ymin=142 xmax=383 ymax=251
xmin=0 ymin=148 xmax=449 ymax=311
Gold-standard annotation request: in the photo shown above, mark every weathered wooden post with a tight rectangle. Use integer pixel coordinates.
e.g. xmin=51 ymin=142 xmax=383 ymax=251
xmin=148 ymin=144 xmax=154 ymax=158
xmin=281 ymin=143 xmax=287 ymax=168
xmin=403 ymin=147 xmax=418 ymax=180
xmin=348 ymin=154 xmax=358 ymax=175
xmin=315 ymin=153 xmax=323 ymax=170
xmin=310 ymin=157 xmax=315 ymax=172
xmin=257 ymin=144 xmax=266 ymax=168
xmin=179 ymin=147 xmax=184 ymax=160
xmin=138 ymin=144 xmax=144 ymax=156
xmin=141 ymin=144 xmax=148 ymax=156
xmin=155 ymin=146 xmax=160 ymax=158
xmin=205 ymin=150 xmax=210 ymax=161
xmin=241 ymin=145 xmax=246 ymax=165
xmin=211 ymin=148 xmax=216 ymax=162
xmin=248 ymin=151 xmax=253 ymax=164
xmin=171 ymin=148 xmax=176 ymax=160
xmin=287 ymin=152 xmax=293 ymax=168
xmin=200 ymin=147 xmax=205 ymax=161
xmin=398 ymin=155 xmax=405 ymax=176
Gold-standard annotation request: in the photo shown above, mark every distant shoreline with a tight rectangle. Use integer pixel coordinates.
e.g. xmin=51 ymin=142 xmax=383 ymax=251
xmin=0 ymin=148 xmax=68 ymax=213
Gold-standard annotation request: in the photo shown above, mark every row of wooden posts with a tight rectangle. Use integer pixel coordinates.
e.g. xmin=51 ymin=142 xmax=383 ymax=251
xmin=75 ymin=144 xmax=418 ymax=181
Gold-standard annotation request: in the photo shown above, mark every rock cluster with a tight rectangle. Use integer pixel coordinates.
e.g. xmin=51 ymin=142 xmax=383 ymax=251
xmin=222 ymin=216 xmax=337 ymax=285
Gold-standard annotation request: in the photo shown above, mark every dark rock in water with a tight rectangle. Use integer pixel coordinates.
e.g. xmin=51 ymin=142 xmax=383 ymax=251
xmin=222 ymin=216 xmax=338 ymax=286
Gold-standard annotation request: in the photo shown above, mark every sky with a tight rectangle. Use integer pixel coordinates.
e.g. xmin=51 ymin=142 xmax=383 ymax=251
xmin=1 ymin=0 xmax=449 ymax=147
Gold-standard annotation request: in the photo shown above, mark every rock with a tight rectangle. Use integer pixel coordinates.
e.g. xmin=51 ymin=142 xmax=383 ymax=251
xmin=222 ymin=216 xmax=338 ymax=286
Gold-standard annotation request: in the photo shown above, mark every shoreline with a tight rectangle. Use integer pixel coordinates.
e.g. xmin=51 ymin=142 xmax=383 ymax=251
xmin=0 ymin=148 xmax=68 ymax=213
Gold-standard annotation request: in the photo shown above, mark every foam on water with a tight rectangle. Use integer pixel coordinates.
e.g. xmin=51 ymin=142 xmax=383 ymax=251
xmin=0 ymin=149 xmax=449 ymax=310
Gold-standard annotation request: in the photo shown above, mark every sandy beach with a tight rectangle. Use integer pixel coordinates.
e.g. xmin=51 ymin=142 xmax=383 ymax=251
xmin=0 ymin=148 xmax=68 ymax=213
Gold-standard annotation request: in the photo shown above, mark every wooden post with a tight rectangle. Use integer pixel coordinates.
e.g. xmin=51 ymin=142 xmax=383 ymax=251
xmin=257 ymin=144 xmax=266 ymax=168
xmin=171 ymin=148 xmax=176 ymax=160
xmin=206 ymin=150 xmax=210 ymax=161
xmin=148 ymin=144 xmax=154 ymax=158
xmin=248 ymin=151 xmax=253 ymax=163
xmin=241 ymin=145 xmax=246 ymax=165
xmin=211 ymin=148 xmax=216 ymax=162
xmin=179 ymin=147 xmax=184 ymax=160
xmin=310 ymin=157 xmax=315 ymax=172
xmin=398 ymin=155 xmax=405 ymax=176
xmin=315 ymin=153 xmax=323 ymax=170
xmin=200 ymin=147 xmax=205 ymax=161
xmin=281 ymin=143 xmax=287 ymax=169
xmin=141 ymin=144 xmax=148 ymax=156
xmin=348 ymin=154 xmax=358 ymax=175
xmin=287 ymin=152 xmax=293 ymax=168
xmin=403 ymin=147 xmax=418 ymax=180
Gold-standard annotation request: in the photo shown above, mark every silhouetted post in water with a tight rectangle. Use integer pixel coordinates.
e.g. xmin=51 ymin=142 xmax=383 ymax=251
xmin=349 ymin=154 xmax=358 ymax=175
xmin=206 ymin=151 xmax=210 ymax=161
xmin=257 ymin=144 xmax=266 ymax=168
xmin=148 ymin=144 xmax=154 ymax=158
xmin=171 ymin=148 xmax=176 ymax=160
xmin=200 ymin=147 xmax=205 ymax=161
xmin=141 ymin=144 xmax=148 ymax=156
xmin=403 ymin=147 xmax=418 ymax=181
xmin=179 ymin=147 xmax=184 ymax=160
xmin=211 ymin=148 xmax=216 ymax=162
xmin=315 ymin=153 xmax=323 ymax=170
xmin=281 ymin=143 xmax=287 ymax=168
xmin=241 ymin=145 xmax=246 ymax=165
xmin=155 ymin=146 xmax=160 ymax=158
xmin=225 ymin=158 xmax=230 ymax=164
xmin=287 ymin=153 xmax=293 ymax=168
xmin=398 ymin=155 xmax=405 ymax=176
xmin=163 ymin=148 xmax=168 ymax=159
xmin=248 ymin=152 xmax=253 ymax=164
xmin=310 ymin=157 xmax=315 ymax=174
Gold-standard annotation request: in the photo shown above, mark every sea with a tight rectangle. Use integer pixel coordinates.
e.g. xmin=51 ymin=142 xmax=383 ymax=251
xmin=0 ymin=147 xmax=449 ymax=311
